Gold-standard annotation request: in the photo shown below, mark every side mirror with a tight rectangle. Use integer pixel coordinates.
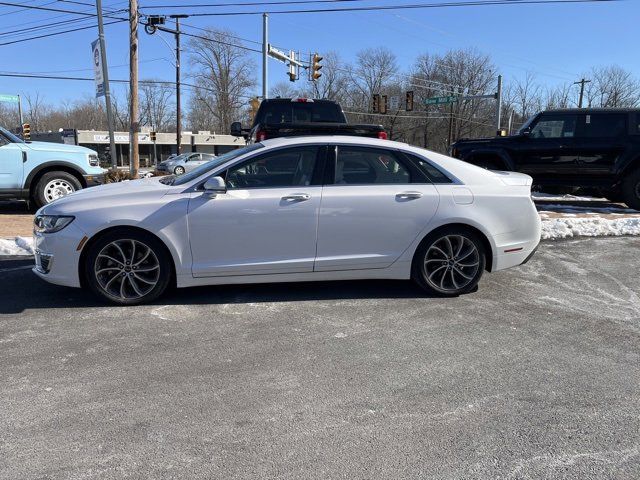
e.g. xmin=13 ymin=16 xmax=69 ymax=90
xmin=230 ymin=122 xmax=243 ymax=137
xmin=520 ymin=128 xmax=531 ymax=137
xmin=203 ymin=176 xmax=227 ymax=197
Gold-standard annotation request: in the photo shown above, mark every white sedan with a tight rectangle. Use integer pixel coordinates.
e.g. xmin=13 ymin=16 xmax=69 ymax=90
xmin=33 ymin=136 xmax=541 ymax=305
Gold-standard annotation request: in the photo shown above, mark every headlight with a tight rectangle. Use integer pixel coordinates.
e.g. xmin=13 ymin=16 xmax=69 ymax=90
xmin=34 ymin=215 xmax=75 ymax=234
xmin=88 ymin=154 xmax=99 ymax=166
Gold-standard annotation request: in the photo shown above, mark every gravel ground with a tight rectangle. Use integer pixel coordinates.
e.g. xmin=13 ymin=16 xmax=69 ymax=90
xmin=1 ymin=237 xmax=639 ymax=479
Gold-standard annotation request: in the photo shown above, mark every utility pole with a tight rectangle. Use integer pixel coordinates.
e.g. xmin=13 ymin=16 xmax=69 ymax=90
xmin=17 ymin=94 xmax=23 ymax=126
xmin=95 ymin=0 xmax=117 ymax=169
xmin=171 ymin=14 xmax=188 ymax=154
xmin=574 ymin=78 xmax=591 ymax=108
xmin=129 ymin=0 xmax=139 ymax=178
xmin=262 ymin=13 xmax=268 ymax=99
xmin=495 ymin=74 xmax=503 ymax=136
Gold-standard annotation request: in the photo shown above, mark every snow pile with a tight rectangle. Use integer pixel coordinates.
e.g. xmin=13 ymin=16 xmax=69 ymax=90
xmin=0 ymin=236 xmax=34 ymax=256
xmin=542 ymin=217 xmax=640 ymax=240
xmin=532 ymin=192 xmax=607 ymax=202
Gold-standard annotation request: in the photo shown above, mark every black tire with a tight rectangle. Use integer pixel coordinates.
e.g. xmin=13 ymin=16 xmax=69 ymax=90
xmin=84 ymin=229 xmax=173 ymax=305
xmin=621 ymin=168 xmax=640 ymax=211
xmin=174 ymin=165 xmax=185 ymax=175
xmin=33 ymin=171 xmax=82 ymax=208
xmin=412 ymin=227 xmax=486 ymax=297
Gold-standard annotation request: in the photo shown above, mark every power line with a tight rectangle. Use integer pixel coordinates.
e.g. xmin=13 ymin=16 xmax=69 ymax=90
xmin=140 ymin=0 xmax=367 ymax=7
xmin=144 ymin=0 xmax=620 ymax=16
xmin=0 ymin=18 xmax=126 ymax=46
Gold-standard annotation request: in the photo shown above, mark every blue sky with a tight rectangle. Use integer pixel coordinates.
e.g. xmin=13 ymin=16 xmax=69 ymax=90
xmin=0 ymin=0 xmax=637 ymax=108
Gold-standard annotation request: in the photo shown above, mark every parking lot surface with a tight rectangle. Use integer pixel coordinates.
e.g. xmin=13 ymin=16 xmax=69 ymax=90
xmin=1 ymin=237 xmax=639 ymax=479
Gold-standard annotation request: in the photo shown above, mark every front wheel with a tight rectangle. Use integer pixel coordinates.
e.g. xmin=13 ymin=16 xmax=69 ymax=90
xmin=174 ymin=165 xmax=185 ymax=175
xmin=412 ymin=228 xmax=486 ymax=296
xmin=84 ymin=230 xmax=173 ymax=305
xmin=33 ymin=171 xmax=82 ymax=208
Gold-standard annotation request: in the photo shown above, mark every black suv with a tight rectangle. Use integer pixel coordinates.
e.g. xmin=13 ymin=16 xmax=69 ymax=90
xmin=451 ymin=108 xmax=640 ymax=209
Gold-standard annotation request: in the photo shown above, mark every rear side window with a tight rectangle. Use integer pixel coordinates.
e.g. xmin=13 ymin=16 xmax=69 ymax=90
xmin=581 ymin=113 xmax=627 ymax=138
xmin=334 ymin=147 xmax=411 ymax=185
xmin=404 ymin=153 xmax=453 ymax=184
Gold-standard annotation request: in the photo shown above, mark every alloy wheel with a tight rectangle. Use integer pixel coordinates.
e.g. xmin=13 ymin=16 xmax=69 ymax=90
xmin=174 ymin=166 xmax=185 ymax=175
xmin=422 ymin=234 xmax=480 ymax=293
xmin=44 ymin=179 xmax=75 ymax=203
xmin=94 ymin=239 xmax=160 ymax=301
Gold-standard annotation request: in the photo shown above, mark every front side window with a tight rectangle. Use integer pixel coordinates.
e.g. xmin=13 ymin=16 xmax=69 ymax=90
xmin=226 ymin=146 xmax=319 ymax=189
xmin=334 ymin=147 xmax=410 ymax=185
xmin=581 ymin=113 xmax=627 ymax=138
xmin=530 ymin=115 xmax=577 ymax=139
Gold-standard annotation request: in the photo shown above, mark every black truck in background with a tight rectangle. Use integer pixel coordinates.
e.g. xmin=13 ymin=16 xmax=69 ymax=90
xmin=231 ymin=98 xmax=387 ymax=143
xmin=450 ymin=108 xmax=640 ymax=209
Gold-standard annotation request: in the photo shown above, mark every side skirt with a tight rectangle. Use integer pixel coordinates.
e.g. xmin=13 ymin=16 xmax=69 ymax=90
xmin=176 ymin=261 xmax=412 ymax=288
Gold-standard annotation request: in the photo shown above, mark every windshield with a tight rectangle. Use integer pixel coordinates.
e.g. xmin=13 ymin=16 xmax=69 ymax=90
xmin=0 ymin=126 xmax=24 ymax=143
xmin=163 ymin=153 xmax=188 ymax=163
xmin=163 ymin=143 xmax=264 ymax=186
xmin=516 ymin=114 xmax=538 ymax=135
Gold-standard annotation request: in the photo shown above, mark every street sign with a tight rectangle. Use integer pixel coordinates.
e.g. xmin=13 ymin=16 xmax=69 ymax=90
xmin=91 ymin=39 xmax=105 ymax=98
xmin=424 ymin=95 xmax=458 ymax=105
xmin=0 ymin=94 xmax=19 ymax=103
xmin=389 ymin=95 xmax=400 ymax=111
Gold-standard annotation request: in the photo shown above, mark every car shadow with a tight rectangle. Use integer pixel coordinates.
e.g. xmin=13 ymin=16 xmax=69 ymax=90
xmin=0 ymin=258 xmax=433 ymax=314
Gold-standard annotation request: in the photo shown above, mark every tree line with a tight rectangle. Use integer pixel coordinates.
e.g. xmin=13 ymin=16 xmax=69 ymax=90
xmin=1 ymin=28 xmax=638 ymax=153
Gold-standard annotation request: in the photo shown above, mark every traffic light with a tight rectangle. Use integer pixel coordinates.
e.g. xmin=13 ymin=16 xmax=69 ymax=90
xmin=380 ymin=95 xmax=388 ymax=115
xmin=22 ymin=123 xmax=30 ymax=140
xmin=249 ymin=97 xmax=261 ymax=122
xmin=288 ymin=51 xmax=297 ymax=82
xmin=311 ymin=53 xmax=323 ymax=81
xmin=372 ymin=94 xmax=380 ymax=113
xmin=405 ymin=91 xmax=414 ymax=112
xmin=150 ymin=131 xmax=157 ymax=142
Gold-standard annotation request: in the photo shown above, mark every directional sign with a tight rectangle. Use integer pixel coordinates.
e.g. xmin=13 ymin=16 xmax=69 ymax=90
xmin=424 ymin=95 xmax=458 ymax=105
xmin=0 ymin=94 xmax=19 ymax=103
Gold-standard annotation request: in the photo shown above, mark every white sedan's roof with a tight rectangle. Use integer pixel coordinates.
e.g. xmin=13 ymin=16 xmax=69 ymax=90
xmin=259 ymin=135 xmax=493 ymax=185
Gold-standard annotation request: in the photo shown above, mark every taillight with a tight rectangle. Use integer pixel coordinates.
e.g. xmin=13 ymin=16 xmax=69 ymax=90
xmin=377 ymin=131 xmax=388 ymax=140
xmin=256 ymin=129 xmax=268 ymax=141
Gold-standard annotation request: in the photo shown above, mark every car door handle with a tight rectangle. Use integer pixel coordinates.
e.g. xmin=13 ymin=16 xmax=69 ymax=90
xmin=396 ymin=191 xmax=423 ymax=200
xmin=282 ymin=193 xmax=311 ymax=201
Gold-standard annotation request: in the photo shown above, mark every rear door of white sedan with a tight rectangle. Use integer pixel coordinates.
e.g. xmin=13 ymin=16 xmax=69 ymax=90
xmin=188 ymin=145 xmax=325 ymax=277
xmin=315 ymin=145 xmax=440 ymax=272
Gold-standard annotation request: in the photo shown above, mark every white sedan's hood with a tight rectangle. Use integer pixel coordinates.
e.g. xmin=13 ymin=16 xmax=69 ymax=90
xmin=40 ymin=177 xmax=171 ymax=215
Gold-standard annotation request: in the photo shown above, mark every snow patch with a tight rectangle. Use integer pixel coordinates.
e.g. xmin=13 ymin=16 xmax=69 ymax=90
xmin=0 ymin=237 xmax=34 ymax=256
xmin=542 ymin=217 xmax=640 ymax=240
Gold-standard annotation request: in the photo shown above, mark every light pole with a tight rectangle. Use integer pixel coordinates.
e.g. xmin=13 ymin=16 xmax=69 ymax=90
xmin=170 ymin=14 xmax=188 ymax=155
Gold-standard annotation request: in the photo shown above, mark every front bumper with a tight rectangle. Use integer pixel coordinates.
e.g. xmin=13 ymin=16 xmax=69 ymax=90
xmin=83 ymin=173 xmax=105 ymax=187
xmin=32 ymin=223 xmax=86 ymax=288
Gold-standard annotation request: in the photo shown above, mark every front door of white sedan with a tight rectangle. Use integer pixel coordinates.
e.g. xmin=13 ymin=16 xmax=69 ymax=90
xmin=315 ymin=145 xmax=440 ymax=271
xmin=188 ymin=145 xmax=323 ymax=277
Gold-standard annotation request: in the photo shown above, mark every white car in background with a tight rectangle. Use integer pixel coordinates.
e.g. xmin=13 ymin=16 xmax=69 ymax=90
xmin=156 ymin=152 xmax=216 ymax=175
xmin=32 ymin=136 xmax=541 ymax=305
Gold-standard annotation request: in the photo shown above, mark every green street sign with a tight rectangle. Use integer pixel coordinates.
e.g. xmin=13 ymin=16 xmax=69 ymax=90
xmin=424 ymin=95 xmax=458 ymax=105
xmin=0 ymin=94 xmax=19 ymax=103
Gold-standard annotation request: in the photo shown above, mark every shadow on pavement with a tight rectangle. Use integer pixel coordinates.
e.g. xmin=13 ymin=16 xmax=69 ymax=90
xmin=0 ymin=257 xmax=429 ymax=314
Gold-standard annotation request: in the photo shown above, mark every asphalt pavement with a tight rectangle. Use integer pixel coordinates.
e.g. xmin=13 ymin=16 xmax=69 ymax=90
xmin=1 ymin=237 xmax=639 ymax=479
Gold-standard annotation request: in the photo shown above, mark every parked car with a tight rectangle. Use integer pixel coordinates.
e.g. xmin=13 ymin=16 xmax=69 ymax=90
xmin=33 ymin=136 xmax=540 ymax=305
xmin=450 ymin=108 xmax=640 ymax=209
xmin=0 ymin=126 xmax=105 ymax=207
xmin=231 ymin=98 xmax=387 ymax=143
xmin=156 ymin=152 xmax=217 ymax=175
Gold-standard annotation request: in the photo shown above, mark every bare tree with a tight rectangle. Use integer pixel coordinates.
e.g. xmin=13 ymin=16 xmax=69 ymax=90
xmin=188 ymin=28 xmax=256 ymax=133
xmin=140 ymin=80 xmax=174 ymax=131
xmin=585 ymin=65 xmax=640 ymax=107
xmin=270 ymin=81 xmax=303 ymax=99
xmin=24 ymin=93 xmax=48 ymax=132
xmin=346 ymin=47 xmax=398 ymax=109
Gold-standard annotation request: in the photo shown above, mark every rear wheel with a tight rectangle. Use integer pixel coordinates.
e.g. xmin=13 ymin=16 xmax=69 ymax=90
xmin=84 ymin=230 xmax=172 ymax=305
xmin=174 ymin=165 xmax=185 ymax=175
xmin=621 ymin=168 xmax=640 ymax=210
xmin=412 ymin=227 xmax=486 ymax=296
xmin=33 ymin=171 xmax=81 ymax=208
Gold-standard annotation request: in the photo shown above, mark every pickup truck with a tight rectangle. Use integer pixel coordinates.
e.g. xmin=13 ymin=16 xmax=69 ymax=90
xmin=231 ymin=98 xmax=387 ymax=143
xmin=451 ymin=108 xmax=640 ymax=209
xmin=0 ymin=126 xmax=105 ymax=207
